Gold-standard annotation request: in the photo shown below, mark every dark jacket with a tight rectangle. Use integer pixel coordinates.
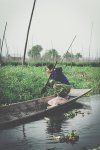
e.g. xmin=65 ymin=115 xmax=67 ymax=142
xmin=50 ymin=67 xmax=70 ymax=84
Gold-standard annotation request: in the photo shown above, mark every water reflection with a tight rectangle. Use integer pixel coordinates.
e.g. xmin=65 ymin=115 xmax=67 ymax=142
xmin=46 ymin=114 xmax=66 ymax=134
xmin=46 ymin=148 xmax=57 ymax=150
xmin=22 ymin=125 xmax=26 ymax=138
xmin=0 ymin=95 xmax=100 ymax=150
xmin=45 ymin=101 xmax=90 ymax=135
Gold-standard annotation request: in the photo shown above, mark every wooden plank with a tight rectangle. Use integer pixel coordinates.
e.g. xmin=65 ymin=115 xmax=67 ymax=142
xmin=68 ymin=88 xmax=91 ymax=97
xmin=46 ymin=89 xmax=91 ymax=111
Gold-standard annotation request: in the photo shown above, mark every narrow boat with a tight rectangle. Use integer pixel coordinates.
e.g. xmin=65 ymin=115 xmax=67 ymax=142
xmin=0 ymin=88 xmax=91 ymax=129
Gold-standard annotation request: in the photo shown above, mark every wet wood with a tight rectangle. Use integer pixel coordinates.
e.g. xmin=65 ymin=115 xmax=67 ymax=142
xmin=0 ymin=88 xmax=91 ymax=129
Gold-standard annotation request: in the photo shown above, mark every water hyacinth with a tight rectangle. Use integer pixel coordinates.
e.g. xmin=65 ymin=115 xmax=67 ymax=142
xmin=52 ymin=130 xmax=79 ymax=143
xmin=64 ymin=109 xmax=91 ymax=119
xmin=87 ymin=146 xmax=100 ymax=150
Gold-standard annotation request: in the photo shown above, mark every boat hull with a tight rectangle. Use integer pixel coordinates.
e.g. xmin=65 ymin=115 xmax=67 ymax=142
xmin=0 ymin=89 xmax=91 ymax=129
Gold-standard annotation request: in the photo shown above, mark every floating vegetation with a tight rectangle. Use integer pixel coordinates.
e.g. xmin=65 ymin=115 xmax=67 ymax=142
xmin=64 ymin=109 xmax=91 ymax=119
xmin=86 ymin=146 xmax=100 ymax=150
xmin=51 ymin=130 xmax=79 ymax=143
xmin=64 ymin=109 xmax=79 ymax=118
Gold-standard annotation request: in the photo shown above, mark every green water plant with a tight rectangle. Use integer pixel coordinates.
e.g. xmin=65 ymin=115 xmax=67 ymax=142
xmin=64 ymin=109 xmax=91 ymax=119
xmin=64 ymin=109 xmax=82 ymax=118
xmin=87 ymin=146 xmax=100 ymax=150
xmin=52 ymin=130 xmax=79 ymax=143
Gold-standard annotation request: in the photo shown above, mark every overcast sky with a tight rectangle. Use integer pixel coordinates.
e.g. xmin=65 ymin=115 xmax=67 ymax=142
xmin=0 ymin=0 xmax=100 ymax=58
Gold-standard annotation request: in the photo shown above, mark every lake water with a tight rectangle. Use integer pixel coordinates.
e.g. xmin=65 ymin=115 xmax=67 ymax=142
xmin=0 ymin=95 xmax=100 ymax=150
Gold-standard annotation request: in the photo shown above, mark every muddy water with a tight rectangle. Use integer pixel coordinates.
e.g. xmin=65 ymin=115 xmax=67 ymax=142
xmin=0 ymin=95 xmax=100 ymax=150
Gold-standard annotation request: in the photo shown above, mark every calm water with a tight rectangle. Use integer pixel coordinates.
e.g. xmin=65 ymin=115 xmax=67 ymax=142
xmin=0 ymin=95 xmax=100 ymax=150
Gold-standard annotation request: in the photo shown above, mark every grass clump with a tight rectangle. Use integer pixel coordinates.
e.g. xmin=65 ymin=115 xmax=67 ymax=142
xmin=0 ymin=66 xmax=46 ymax=104
xmin=0 ymin=65 xmax=100 ymax=104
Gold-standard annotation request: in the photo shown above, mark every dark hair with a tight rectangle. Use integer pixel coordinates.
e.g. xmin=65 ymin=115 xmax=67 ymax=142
xmin=47 ymin=64 xmax=54 ymax=70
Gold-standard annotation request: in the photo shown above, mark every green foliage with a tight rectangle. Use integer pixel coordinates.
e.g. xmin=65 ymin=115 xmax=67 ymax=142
xmin=63 ymin=51 xmax=74 ymax=58
xmin=63 ymin=52 xmax=82 ymax=60
xmin=53 ymin=82 xmax=71 ymax=97
xmin=75 ymin=52 xmax=82 ymax=58
xmin=1 ymin=60 xmax=100 ymax=67
xmin=62 ymin=66 xmax=100 ymax=94
xmin=52 ymin=130 xmax=79 ymax=143
xmin=1 ymin=61 xmax=28 ymax=66
xmin=64 ymin=109 xmax=90 ymax=119
xmin=42 ymin=49 xmax=61 ymax=62
xmin=64 ymin=110 xmax=79 ymax=118
xmin=61 ymin=61 xmax=100 ymax=67
xmin=0 ymin=65 xmax=100 ymax=104
xmin=28 ymin=45 xmax=43 ymax=61
xmin=85 ymin=146 xmax=100 ymax=150
xmin=0 ymin=66 xmax=46 ymax=104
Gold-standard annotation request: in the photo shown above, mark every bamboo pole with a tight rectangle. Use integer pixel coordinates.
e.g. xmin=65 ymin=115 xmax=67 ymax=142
xmin=88 ymin=23 xmax=93 ymax=60
xmin=5 ymin=38 xmax=9 ymax=58
xmin=0 ymin=38 xmax=1 ymax=50
xmin=61 ymin=35 xmax=76 ymax=63
xmin=71 ymin=46 xmax=73 ymax=68
xmin=1 ymin=22 xmax=7 ymax=55
xmin=22 ymin=0 xmax=37 ymax=65
xmin=0 ymin=38 xmax=1 ymax=63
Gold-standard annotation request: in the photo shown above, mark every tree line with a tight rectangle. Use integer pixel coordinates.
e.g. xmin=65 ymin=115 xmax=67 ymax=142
xmin=28 ymin=44 xmax=82 ymax=62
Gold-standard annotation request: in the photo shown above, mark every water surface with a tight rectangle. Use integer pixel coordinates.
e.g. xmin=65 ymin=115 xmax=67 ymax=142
xmin=0 ymin=95 xmax=100 ymax=150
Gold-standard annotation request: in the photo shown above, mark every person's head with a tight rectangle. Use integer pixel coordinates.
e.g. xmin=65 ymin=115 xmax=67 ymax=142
xmin=47 ymin=64 xmax=54 ymax=73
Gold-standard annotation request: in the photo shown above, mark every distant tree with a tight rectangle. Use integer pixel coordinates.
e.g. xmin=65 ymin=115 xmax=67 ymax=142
xmin=75 ymin=53 xmax=82 ymax=59
xmin=63 ymin=51 xmax=74 ymax=61
xmin=63 ymin=51 xmax=82 ymax=62
xmin=28 ymin=45 xmax=43 ymax=61
xmin=63 ymin=51 xmax=71 ymax=58
xmin=42 ymin=49 xmax=61 ymax=62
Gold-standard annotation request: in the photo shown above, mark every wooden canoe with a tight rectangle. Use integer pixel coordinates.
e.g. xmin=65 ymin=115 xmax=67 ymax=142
xmin=0 ymin=88 xmax=91 ymax=129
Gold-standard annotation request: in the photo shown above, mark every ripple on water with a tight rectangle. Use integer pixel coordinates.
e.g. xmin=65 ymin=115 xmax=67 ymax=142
xmin=0 ymin=94 xmax=100 ymax=150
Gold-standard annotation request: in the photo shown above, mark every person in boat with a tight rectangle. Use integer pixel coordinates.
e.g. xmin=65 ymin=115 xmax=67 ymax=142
xmin=47 ymin=64 xmax=71 ymax=98
xmin=47 ymin=64 xmax=70 ymax=84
